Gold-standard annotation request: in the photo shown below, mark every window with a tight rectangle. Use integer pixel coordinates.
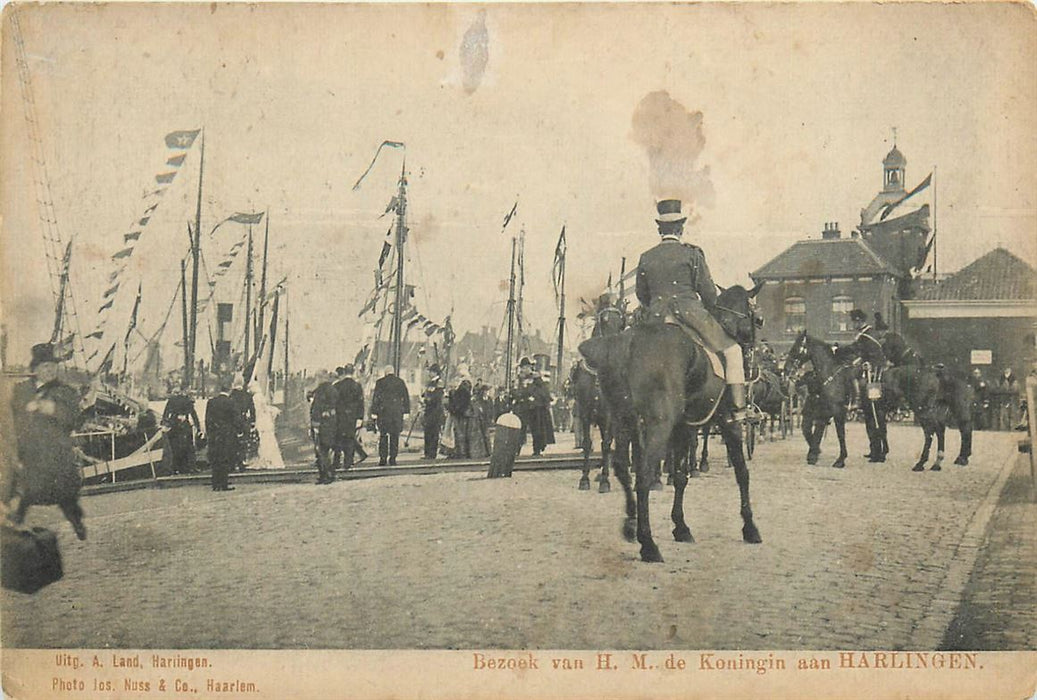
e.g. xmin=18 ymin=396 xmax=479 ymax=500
xmin=784 ymin=297 xmax=805 ymax=333
xmin=832 ymin=296 xmax=854 ymax=332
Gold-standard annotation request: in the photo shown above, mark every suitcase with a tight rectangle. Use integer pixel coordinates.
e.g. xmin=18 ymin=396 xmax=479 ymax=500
xmin=2 ymin=524 xmax=63 ymax=594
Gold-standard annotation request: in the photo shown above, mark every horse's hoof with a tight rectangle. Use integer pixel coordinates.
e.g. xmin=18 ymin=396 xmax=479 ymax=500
xmin=595 ymin=472 xmax=605 ymax=482
xmin=912 ymin=464 xmax=925 ymax=472
xmin=598 ymin=480 xmax=611 ymax=494
xmin=742 ymin=523 xmax=763 ymax=544
xmin=689 ymin=469 xmax=701 ymax=478
xmin=954 ymin=457 xmax=969 ymax=466
xmin=673 ymin=527 xmax=694 ymax=543
xmin=831 ymin=460 xmax=845 ymax=469
xmin=622 ymin=518 xmax=637 ymax=542
xmin=650 ymin=479 xmax=664 ymax=492
xmin=640 ymin=543 xmax=664 ymax=563
xmin=930 ymin=464 xmax=942 ymax=472
xmin=698 ymin=461 xmax=709 ymax=473
xmin=578 ymin=477 xmax=591 ymax=490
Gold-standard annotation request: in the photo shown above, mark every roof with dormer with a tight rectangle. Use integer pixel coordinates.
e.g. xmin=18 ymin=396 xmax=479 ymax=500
xmin=751 ymin=236 xmax=899 ymax=281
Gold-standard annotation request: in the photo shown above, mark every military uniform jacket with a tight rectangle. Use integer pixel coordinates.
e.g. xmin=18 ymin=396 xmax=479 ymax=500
xmin=333 ymin=378 xmax=365 ymax=424
xmin=422 ymin=386 xmax=445 ymax=428
xmin=371 ymin=375 xmax=410 ymax=434
xmin=850 ymin=325 xmax=887 ymax=365
xmin=636 ymin=238 xmax=717 ymax=311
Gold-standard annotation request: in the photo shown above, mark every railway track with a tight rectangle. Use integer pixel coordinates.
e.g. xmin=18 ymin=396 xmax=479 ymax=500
xmin=81 ymin=453 xmax=590 ymax=497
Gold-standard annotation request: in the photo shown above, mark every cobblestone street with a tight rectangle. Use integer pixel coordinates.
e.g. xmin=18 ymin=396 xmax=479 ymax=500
xmin=2 ymin=424 xmax=1029 ymax=651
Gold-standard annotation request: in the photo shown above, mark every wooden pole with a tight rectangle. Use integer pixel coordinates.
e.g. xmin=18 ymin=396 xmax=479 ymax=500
xmin=505 ymin=236 xmax=517 ymax=393
xmin=188 ymin=131 xmax=205 ymax=389
xmin=392 ymin=160 xmax=407 ymax=374
xmin=180 ymin=256 xmax=190 ymax=387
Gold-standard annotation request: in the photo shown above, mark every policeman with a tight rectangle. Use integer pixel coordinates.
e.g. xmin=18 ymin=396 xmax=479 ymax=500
xmin=635 ymin=199 xmax=747 ymax=422
xmin=421 ymin=365 xmax=446 ymax=459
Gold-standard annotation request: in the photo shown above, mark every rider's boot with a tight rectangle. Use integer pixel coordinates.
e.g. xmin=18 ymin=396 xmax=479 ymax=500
xmin=728 ymin=383 xmax=748 ymax=423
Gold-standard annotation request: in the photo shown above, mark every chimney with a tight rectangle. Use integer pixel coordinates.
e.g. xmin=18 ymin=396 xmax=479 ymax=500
xmin=822 ymin=221 xmax=842 ymax=240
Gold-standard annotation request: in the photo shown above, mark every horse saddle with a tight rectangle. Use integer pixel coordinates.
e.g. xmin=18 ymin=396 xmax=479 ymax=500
xmin=647 ymin=311 xmax=727 ymax=426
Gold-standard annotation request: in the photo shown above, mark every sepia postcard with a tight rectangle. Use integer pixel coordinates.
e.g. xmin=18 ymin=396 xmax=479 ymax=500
xmin=1 ymin=2 xmax=1035 ymax=699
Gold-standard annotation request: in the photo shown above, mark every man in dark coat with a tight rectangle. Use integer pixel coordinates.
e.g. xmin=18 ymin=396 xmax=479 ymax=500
xmin=162 ymin=383 xmax=200 ymax=474
xmin=421 ymin=366 xmax=445 ymax=459
xmin=635 ymin=199 xmax=747 ymax=421
xmin=6 ymin=342 xmax=87 ymax=540
xmin=370 ymin=365 xmax=410 ymax=466
xmin=205 ymin=379 xmax=245 ymax=491
xmin=845 ymin=308 xmax=889 ymax=462
xmin=228 ymin=376 xmax=256 ymax=472
xmin=332 ymin=364 xmax=365 ymax=471
xmin=513 ymin=359 xmax=555 ymax=456
xmin=309 ymin=377 xmax=339 ymax=484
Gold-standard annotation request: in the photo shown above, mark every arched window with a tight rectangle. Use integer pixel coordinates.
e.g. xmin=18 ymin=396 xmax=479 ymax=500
xmin=784 ymin=297 xmax=805 ymax=333
xmin=832 ymin=296 xmax=854 ymax=332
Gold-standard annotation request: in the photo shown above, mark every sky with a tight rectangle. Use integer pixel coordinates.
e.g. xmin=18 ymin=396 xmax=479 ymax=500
xmin=2 ymin=2 xmax=1034 ymax=373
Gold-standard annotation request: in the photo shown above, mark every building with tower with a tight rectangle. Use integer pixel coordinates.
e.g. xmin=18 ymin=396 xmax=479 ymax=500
xmin=751 ymin=141 xmax=932 ymax=352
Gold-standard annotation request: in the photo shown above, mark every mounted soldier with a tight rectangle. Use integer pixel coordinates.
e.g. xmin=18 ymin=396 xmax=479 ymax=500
xmin=634 ymin=199 xmax=748 ymax=422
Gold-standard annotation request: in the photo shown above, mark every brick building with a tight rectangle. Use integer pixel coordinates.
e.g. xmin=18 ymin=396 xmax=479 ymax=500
xmin=750 ymin=143 xmax=933 ymax=352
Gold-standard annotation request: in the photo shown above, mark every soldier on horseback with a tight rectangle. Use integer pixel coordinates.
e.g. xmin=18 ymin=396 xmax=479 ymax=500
xmin=635 ymin=199 xmax=748 ymax=422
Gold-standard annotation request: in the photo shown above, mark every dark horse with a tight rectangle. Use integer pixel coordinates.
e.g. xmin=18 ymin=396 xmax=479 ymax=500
xmin=785 ymin=331 xmax=854 ymax=468
xmin=572 ymin=304 xmax=625 ymax=492
xmin=838 ymin=331 xmax=974 ymax=470
xmin=882 ymin=365 xmax=974 ymax=471
xmin=579 ymin=285 xmax=763 ymax=563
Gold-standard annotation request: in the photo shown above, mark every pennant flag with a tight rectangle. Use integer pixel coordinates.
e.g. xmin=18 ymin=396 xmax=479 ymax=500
xmin=166 ymin=153 xmax=187 ymax=167
xmin=914 ymin=233 xmax=936 ymax=271
xmin=124 ymin=232 xmax=141 ymax=244
xmin=54 ymin=333 xmax=75 ymax=362
xmin=108 ymin=269 xmax=121 ymax=283
xmin=98 ymin=298 xmax=114 ymax=313
xmin=407 ymin=316 xmax=424 ymax=329
xmin=143 ymin=202 xmax=159 ymax=215
xmin=138 ymin=216 xmax=151 ymax=227
xmin=401 ymin=306 xmax=418 ymax=323
xmin=374 ymin=269 xmax=383 ymax=288
xmin=382 ymin=196 xmax=400 ymax=217
xmin=502 ymin=201 xmax=518 ymax=230
xmin=352 ymin=140 xmax=406 ymax=190
xmin=218 ymin=260 xmax=234 ymax=269
xmin=124 ymin=283 xmax=142 ymax=344
xmin=103 ymin=283 xmax=120 ymax=299
xmin=552 ymin=225 xmax=566 ymax=299
xmin=86 ymin=330 xmax=104 ymax=340
xmin=425 ymin=324 xmax=440 ymax=336
xmin=143 ymin=188 xmax=167 ymax=199
xmin=97 ymin=343 xmax=117 ymax=374
xmin=378 ymin=241 xmax=392 ymax=268
xmin=358 ymin=295 xmax=379 ymax=318
xmin=155 ymin=172 xmax=177 ymax=185
xmin=112 ymin=247 xmax=133 ymax=260
xmin=165 ymin=129 xmax=201 ymax=149
xmin=880 ymin=172 xmax=933 ymax=221
xmin=228 ymin=211 xmax=265 ymax=225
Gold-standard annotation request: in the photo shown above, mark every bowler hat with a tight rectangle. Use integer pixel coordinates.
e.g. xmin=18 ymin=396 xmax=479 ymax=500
xmin=30 ymin=343 xmax=57 ymax=370
xmin=655 ymin=199 xmax=687 ymax=224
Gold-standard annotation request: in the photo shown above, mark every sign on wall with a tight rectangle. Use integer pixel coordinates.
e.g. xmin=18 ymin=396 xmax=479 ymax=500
xmin=970 ymin=349 xmax=993 ymax=365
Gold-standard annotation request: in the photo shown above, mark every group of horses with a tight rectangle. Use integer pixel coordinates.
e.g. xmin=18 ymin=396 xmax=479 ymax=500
xmin=570 ymin=286 xmax=974 ymax=564
xmin=784 ymin=329 xmax=973 ymax=472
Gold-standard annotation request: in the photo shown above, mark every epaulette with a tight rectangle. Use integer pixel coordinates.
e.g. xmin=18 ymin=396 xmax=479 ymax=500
xmin=681 ymin=242 xmax=703 ymax=252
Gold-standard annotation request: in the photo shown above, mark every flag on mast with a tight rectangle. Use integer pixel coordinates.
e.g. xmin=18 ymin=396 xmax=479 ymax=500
xmin=552 ymin=226 xmax=566 ymax=299
xmin=880 ymin=172 xmax=932 ymax=221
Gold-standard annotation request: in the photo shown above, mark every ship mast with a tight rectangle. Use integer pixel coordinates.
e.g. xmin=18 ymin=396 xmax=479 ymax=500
xmin=187 ymin=131 xmax=205 ymax=387
xmin=505 ymin=236 xmax=517 ymax=392
xmin=390 ymin=159 xmax=408 ymax=374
